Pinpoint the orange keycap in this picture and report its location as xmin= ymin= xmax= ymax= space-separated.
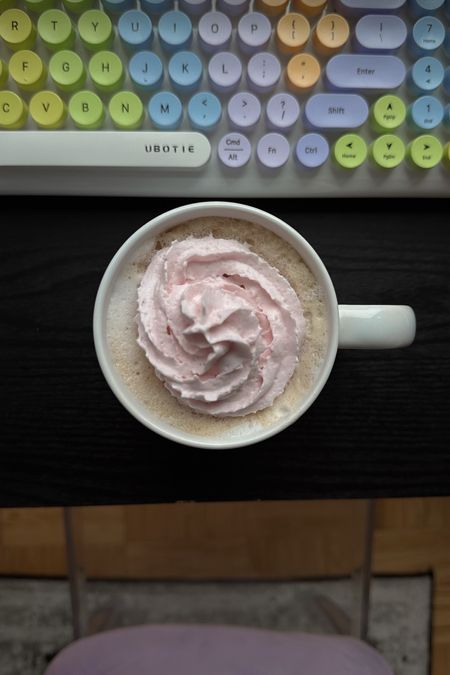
xmin=276 ymin=13 xmax=310 ymax=55
xmin=291 ymin=0 xmax=326 ymax=17
xmin=286 ymin=52 xmax=321 ymax=92
xmin=313 ymin=13 xmax=349 ymax=56
xmin=255 ymin=0 xmax=289 ymax=18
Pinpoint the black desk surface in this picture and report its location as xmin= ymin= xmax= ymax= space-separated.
xmin=1 ymin=197 xmax=449 ymax=508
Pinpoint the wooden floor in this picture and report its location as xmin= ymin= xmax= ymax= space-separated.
xmin=1 ymin=498 xmax=450 ymax=674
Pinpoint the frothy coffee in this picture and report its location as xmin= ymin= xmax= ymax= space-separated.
xmin=106 ymin=217 xmax=329 ymax=439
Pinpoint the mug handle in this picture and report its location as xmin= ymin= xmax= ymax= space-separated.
xmin=338 ymin=305 xmax=416 ymax=349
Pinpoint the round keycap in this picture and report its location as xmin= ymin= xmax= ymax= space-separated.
xmin=141 ymin=0 xmax=172 ymax=15
xmin=128 ymin=51 xmax=163 ymax=91
xmin=443 ymin=66 xmax=450 ymax=96
xmin=109 ymin=91 xmax=144 ymax=129
xmin=371 ymin=134 xmax=405 ymax=169
xmin=0 ymin=9 xmax=36 ymax=51
xmin=313 ymin=13 xmax=349 ymax=56
xmin=408 ymin=95 xmax=444 ymax=130
xmin=291 ymin=0 xmax=326 ymax=16
xmin=30 ymin=90 xmax=66 ymax=128
xmin=227 ymin=91 xmax=261 ymax=129
xmin=333 ymin=134 xmax=367 ymax=169
xmin=444 ymin=142 xmax=450 ymax=168
xmin=89 ymin=51 xmax=124 ymax=92
xmin=25 ymin=0 xmax=57 ymax=14
xmin=276 ymin=13 xmax=310 ymax=56
xmin=9 ymin=50 xmax=46 ymax=91
xmin=0 ymin=91 xmax=27 ymax=129
xmin=78 ymin=10 xmax=113 ymax=51
xmin=254 ymin=0 xmax=288 ymax=19
xmin=218 ymin=133 xmax=251 ymax=168
xmin=286 ymin=53 xmax=321 ymax=93
xmin=410 ymin=0 xmax=445 ymax=16
xmin=188 ymin=91 xmax=221 ymax=130
xmin=216 ymin=0 xmax=249 ymax=17
xmin=148 ymin=91 xmax=182 ymax=129
xmin=168 ymin=51 xmax=202 ymax=92
xmin=102 ymin=0 xmax=134 ymax=13
xmin=444 ymin=103 xmax=450 ymax=131
xmin=0 ymin=60 xmax=8 ymax=87
xmin=409 ymin=56 xmax=444 ymax=93
xmin=118 ymin=11 xmax=152 ymax=51
xmin=49 ymin=50 xmax=85 ymax=91
xmin=371 ymin=95 xmax=406 ymax=131
xmin=247 ymin=53 xmax=281 ymax=94
xmin=208 ymin=52 xmax=242 ymax=93
xmin=63 ymin=0 xmax=94 ymax=13
xmin=179 ymin=0 xmax=211 ymax=16
xmin=38 ymin=9 xmax=75 ymax=51
xmin=295 ymin=133 xmax=329 ymax=168
xmin=408 ymin=134 xmax=443 ymax=168
xmin=410 ymin=16 xmax=445 ymax=55
xmin=237 ymin=12 xmax=271 ymax=55
xmin=69 ymin=89 xmax=104 ymax=128
xmin=266 ymin=93 xmax=300 ymax=131
xmin=257 ymin=133 xmax=290 ymax=168
xmin=198 ymin=12 xmax=232 ymax=54
xmin=158 ymin=11 xmax=192 ymax=52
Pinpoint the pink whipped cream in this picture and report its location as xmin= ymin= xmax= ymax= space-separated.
xmin=137 ymin=236 xmax=305 ymax=417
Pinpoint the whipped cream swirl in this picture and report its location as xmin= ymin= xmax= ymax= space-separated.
xmin=137 ymin=237 xmax=305 ymax=417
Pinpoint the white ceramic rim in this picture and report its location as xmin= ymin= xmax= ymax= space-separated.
xmin=93 ymin=202 xmax=339 ymax=449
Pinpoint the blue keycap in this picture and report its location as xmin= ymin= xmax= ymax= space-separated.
xmin=410 ymin=0 xmax=445 ymax=16
xmin=141 ymin=0 xmax=173 ymax=15
xmin=118 ymin=11 xmax=153 ymax=51
xmin=129 ymin=51 xmax=163 ymax=91
xmin=148 ymin=91 xmax=183 ymax=129
xmin=408 ymin=95 xmax=444 ymax=130
xmin=158 ymin=11 xmax=192 ymax=52
xmin=168 ymin=51 xmax=202 ymax=92
xmin=102 ymin=0 xmax=134 ymax=12
xmin=409 ymin=16 xmax=446 ymax=56
xmin=188 ymin=92 xmax=222 ymax=130
xmin=408 ymin=57 xmax=444 ymax=94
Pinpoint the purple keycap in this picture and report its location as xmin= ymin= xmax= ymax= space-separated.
xmin=208 ymin=52 xmax=242 ymax=93
xmin=355 ymin=15 xmax=407 ymax=52
xmin=336 ymin=0 xmax=406 ymax=14
xmin=179 ymin=0 xmax=211 ymax=16
xmin=218 ymin=132 xmax=251 ymax=167
xmin=198 ymin=12 xmax=232 ymax=53
xmin=266 ymin=93 xmax=300 ymax=131
xmin=237 ymin=12 xmax=272 ymax=54
xmin=247 ymin=53 xmax=281 ymax=94
xmin=304 ymin=94 xmax=368 ymax=129
xmin=217 ymin=0 xmax=249 ymax=17
xmin=257 ymin=133 xmax=290 ymax=168
xmin=295 ymin=133 xmax=329 ymax=168
xmin=227 ymin=91 xmax=261 ymax=129
xmin=326 ymin=55 xmax=406 ymax=90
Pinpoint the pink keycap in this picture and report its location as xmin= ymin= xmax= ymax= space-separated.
xmin=198 ymin=11 xmax=232 ymax=53
xmin=227 ymin=91 xmax=261 ymax=128
xmin=256 ymin=133 xmax=290 ymax=168
xmin=237 ymin=12 xmax=272 ymax=54
xmin=208 ymin=52 xmax=242 ymax=92
xmin=247 ymin=52 xmax=281 ymax=93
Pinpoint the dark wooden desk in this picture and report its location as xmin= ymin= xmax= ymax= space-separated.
xmin=1 ymin=197 xmax=449 ymax=507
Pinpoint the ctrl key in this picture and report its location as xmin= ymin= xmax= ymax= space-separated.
xmin=0 ymin=91 xmax=28 ymax=129
xmin=218 ymin=132 xmax=251 ymax=168
xmin=295 ymin=133 xmax=329 ymax=169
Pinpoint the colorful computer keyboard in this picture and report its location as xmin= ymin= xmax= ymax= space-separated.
xmin=0 ymin=0 xmax=449 ymax=196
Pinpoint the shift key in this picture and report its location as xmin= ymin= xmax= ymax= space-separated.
xmin=326 ymin=55 xmax=406 ymax=90
xmin=304 ymin=94 xmax=368 ymax=129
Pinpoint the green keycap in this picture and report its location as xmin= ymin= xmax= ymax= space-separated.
xmin=0 ymin=60 xmax=8 ymax=87
xmin=78 ymin=10 xmax=113 ymax=51
xmin=333 ymin=134 xmax=367 ymax=169
xmin=408 ymin=135 xmax=443 ymax=169
xmin=89 ymin=50 xmax=124 ymax=92
xmin=63 ymin=0 xmax=94 ymax=13
xmin=371 ymin=95 xmax=406 ymax=132
xmin=444 ymin=142 xmax=450 ymax=169
xmin=109 ymin=91 xmax=144 ymax=129
xmin=69 ymin=89 xmax=104 ymax=129
xmin=38 ymin=9 xmax=75 ymax=50
xmin=49 ymin=50 xmax=85 ymax=91
xmin=25 ymin=0 xmax=56 ymax=14
xmin=371 ymin=134 xmax=405 ymax=169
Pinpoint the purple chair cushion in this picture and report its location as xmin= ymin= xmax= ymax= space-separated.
xmin=45 ymin=625 xmax=393 ymax=675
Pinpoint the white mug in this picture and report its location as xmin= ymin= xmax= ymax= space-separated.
xmin=93 ymin=202 xmax=416 ymax=449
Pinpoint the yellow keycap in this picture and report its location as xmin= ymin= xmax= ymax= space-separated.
xmin=276 ymin=13 xmax=310 ymax=55
xmin=108 ymin=91 xmax=144 ymax=129
xmin=38 ymin=9 xmax=75 ymax=51
xmin=29 ymin=90 xmax=67 ymax=128
xmin=444 ymin=142 xmax=450 ymax=169
xmin=78 ymin=10 xmax=113 ymax=51
xmin=334 ymin=133 xmax=367 ymax=169
xmin=291 ymin=0 xmax=326 ymax=17
xmin=0 ymin=60 xmax=8 ymax=87
xmin=0 ymin=0 xmax=15 ymax=13
xmin=408 ymin=135 xmax=442 ymax=169
xmin=370 ymin=134 xmax=405 ymax=169
xmin=63 ymin=0 xmax=94 ymax=13
xmin=88 ymin=50 xmax=124 ymax=92
xmin=0 ymin=91 xmax=28 ymax=129
xmin=0 ymin=9 xmax=36 ymax=51
xmin=313 ymin=13 xmax=349 ymax=56
xmin=286 ymin=53 xmax=321 ymax=92
xmin=9 ymin=50 xmax=46 ymax=91
xmin=255 ymin=0 xmax=289 ymax=18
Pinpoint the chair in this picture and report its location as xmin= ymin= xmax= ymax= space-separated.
xmin=45 ymin=624 xmax=393 ymax=675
